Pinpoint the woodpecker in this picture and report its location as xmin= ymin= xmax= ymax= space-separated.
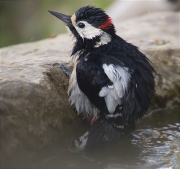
xmin=49 ymin=6 xmax=155 ymax=148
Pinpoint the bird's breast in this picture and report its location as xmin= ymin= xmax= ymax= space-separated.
xmin=76 ymin=57 xmax=110 ymax=113
xmin=68 ymin=59 xmax=100 ymax=118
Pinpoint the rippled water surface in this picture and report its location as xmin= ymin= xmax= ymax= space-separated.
xmin=6 ymin=106 xmax=180 ymax=169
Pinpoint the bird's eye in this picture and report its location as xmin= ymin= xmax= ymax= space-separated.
xmin=77 ymin=22 xmax=85 ymax=28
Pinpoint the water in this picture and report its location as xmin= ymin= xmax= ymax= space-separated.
xmin=4 ymin=106 xmax=180 ymax=169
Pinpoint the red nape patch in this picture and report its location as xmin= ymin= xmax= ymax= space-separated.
xmin=98 ymin=17 xmax=113 ymax=30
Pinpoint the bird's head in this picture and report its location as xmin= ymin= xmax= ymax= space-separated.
xmin=49 ymin=6 xmax=116 ymax=51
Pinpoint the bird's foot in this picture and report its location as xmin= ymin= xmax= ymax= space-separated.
xmin=53 ymin=63 xmax=71 ymax=77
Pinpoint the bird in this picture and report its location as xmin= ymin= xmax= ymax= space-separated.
xmin=48 ymin=6 xmax=155 ymax=149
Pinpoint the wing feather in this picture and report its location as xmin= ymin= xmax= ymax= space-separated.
xmin=104 ymin=91 xmax=119 ymax=113
xmin=99 ymin=63 xmax=131 ymax=114
xmin=99 ymin=86 xmax=109 ymax=97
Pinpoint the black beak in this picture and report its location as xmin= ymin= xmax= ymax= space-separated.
xmin=48 ymin=10 xmax=71 ymax=26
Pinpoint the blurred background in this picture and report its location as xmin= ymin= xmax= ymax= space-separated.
xmin=1 ymin=0 xmax=113 ymax=48
xmin=1 ymin=0 xmax=179 ymax=48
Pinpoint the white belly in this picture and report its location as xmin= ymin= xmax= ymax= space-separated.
xmin=68 ymin=62 xmax=100 ymax=118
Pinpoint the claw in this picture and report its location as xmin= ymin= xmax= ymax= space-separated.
xmin=53 ymin=63 xmax=71 ymax=77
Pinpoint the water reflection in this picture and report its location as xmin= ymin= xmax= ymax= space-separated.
xmin=5 ymin=106 xmax=179 ymax=169
xmin=132 ymin=106 xmax=180 ymax=169
xmin=28 ymin=106 xmax=179 ymax=169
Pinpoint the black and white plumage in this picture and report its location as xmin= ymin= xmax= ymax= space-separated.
xmin=49 ymin=6 xmax=155 ymax=148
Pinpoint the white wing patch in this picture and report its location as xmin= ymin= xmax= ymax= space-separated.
xmin=99 ymin=64 xmax=131 ymax=114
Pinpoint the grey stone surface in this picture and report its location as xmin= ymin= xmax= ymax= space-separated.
xmin=107 ymin=0 xmax=177 ymax=22
xmin=0 ymin=11 xmax=179 ymax=163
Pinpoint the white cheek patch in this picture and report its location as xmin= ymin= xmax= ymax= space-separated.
xmin=94 ymin=32 xmax=111 ymax=48
xmin=74 ymin=21 xmax=102 ymax=39
xmin=72 ymin=21 xmax=111 ymax=46
xmin=75 ymin=26 xmax=101 ymax=39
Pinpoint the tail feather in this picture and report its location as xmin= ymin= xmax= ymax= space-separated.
xmin=73 ymin=116 xmax=135 ymax=148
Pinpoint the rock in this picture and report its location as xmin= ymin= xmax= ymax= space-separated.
xmin=0 ymin=35 xmax=86 ymax=166
xmin=107 ymin=0 xmax=178 ymax=22
xmin=0 ymin=12 xmax=179 ymax=167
